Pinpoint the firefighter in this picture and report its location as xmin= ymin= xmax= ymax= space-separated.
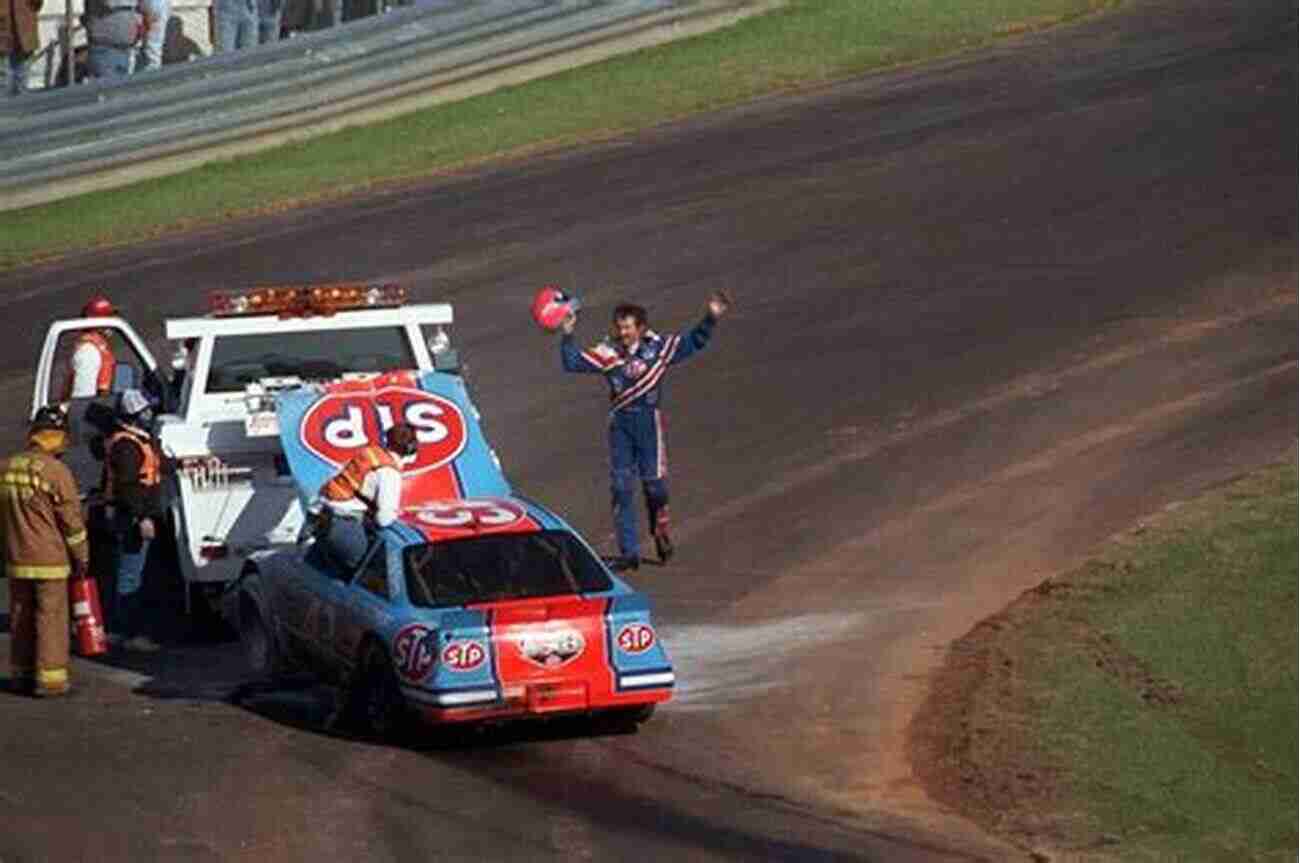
xmin=558 ymin=290 xmax=732 ymax=571
xmin=103 ymin=388 xmax=164 ymax=652
xmin=63 ymin=294 xmax=119 ymax=400
xmin=1 ymin=406 xmax=89 ymax=697
xmin=314 ymin=422 xmax=419 ymax=570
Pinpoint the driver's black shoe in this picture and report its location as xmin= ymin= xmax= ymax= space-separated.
xmin=609 ymin=556 xmax=641 ymax=572
xmin=653 ymin=528 xmax=674 ymax=564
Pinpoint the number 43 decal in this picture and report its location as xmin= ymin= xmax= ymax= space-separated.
xmin=409 ymin=499 xmax=524 ymax=529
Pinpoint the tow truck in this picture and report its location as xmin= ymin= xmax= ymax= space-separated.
xmin=30 ymin=283 xmax=465 ymax=625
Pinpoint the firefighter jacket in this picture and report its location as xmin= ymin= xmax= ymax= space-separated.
xmin=63 ymin=330 xmax=116 ymax=399
xmin=103 ymin=426 xmax=164 ymax=522
xmin=0 ymin=446 xmax=89 ymax=580
xmin=319 ymin=446 xmax=402 ymax=527
xmin=0 ymin=0 xmax=44 ymax=57
xmin=560 ymin=315 xmax=716 ymax=413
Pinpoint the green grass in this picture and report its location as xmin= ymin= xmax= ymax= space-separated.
xmin=1015 ymin=460 xmax=1298 ymax=860
xmin=2 ymin=0 xmax=1118 ymax=270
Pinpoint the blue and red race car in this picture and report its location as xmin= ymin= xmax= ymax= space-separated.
xmin=233 ymin=369 xmax=673 ymax=738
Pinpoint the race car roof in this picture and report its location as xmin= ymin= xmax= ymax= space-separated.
xmin=274 ymin=369 xmax=511 ymax=509
xmin=391 ymin=495 xmax=570 ymax=545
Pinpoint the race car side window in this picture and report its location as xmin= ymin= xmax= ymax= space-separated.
xmin=356 ymin=543 xmax=390 ymax=600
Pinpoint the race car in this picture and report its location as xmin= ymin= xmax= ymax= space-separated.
xmin=233 ymin=368 xmax=674 ymax=738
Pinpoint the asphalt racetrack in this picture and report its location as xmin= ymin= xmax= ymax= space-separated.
xmin=0 ymin=0 xmax=1295 ymax=859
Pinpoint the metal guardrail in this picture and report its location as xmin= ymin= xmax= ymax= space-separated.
xmin=0 ymin=0 xmax=772 ymax=212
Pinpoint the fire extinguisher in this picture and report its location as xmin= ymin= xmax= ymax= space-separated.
xmin=69 ymin=575 xmax=108 ymax=657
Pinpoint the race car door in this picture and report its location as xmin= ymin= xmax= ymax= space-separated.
xmin=279 ymin=539 xmax=357 ymax=671
xmin=30 ymin=317 xmax=164 ymax=495
xmin=280 ymin=534 xmax=388 ymax=674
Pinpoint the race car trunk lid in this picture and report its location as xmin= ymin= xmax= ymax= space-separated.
xmin=484 ymin=597 xmax=610 ymax=714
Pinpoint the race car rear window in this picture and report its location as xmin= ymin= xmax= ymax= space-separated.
xmin=206 ymin=328 xmax=415 ymax=392
xmin=403 ymin=531 xmax=614 ymax=608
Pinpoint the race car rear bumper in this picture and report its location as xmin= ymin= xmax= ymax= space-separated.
xmin=402 ymin=681 xmax=672 ymax=725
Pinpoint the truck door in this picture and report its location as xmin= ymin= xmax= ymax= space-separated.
xmin=30 ymin=318 xmax=162 ymax=495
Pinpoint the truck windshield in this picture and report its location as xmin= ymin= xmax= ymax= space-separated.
xmin=206 ymin=328 xmax=415 ymax=392
xmin=403 ymin=531 xmax=614 ymax=608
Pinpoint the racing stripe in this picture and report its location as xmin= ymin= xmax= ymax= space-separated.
xmin=582 ymin=348 xmax=622 ymax=371
xmin=601 ymin=597 xmax=618 ymax=693
xmin=654 ymin=409 xmax=667 ymax=479
xmin=610 ymin=335 xmax=679 ymax=413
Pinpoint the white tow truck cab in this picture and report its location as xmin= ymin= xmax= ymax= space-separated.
xmin=30 ymin=282 xmax=458 ymax=621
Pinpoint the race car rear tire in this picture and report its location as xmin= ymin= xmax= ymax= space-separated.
xmin=597 ymin=704 xmax=656 ymax=735
xmin=356 ymin=640 xmax=413 ymax=742
xmin=240 ymin=598 xmax=291 ymax=682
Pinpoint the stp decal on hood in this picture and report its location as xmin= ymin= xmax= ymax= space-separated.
xmin=275 ymin=370 xmax=511 ymax=508
xmin=300 ymin=385 xmax=467 ymax=475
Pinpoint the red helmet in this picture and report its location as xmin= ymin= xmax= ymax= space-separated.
xmin=82 ymin=294 xmax=116 ymax=318
xmin=530 ymin=285 xmax=580 ymax=332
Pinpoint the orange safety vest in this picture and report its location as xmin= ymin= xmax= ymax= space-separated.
xmin=102 ymin=428 xmax=161 ymax=501
xmin=62 ymin=331 xmax=116 ymax=399
xmin=320 ymin=446 xmax=399 ymax=504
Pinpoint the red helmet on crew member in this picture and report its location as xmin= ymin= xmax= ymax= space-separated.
xmin=530 ymin=285 xmax=581 ymax=332
xmin=82 ymin=294 xmax=117 ymax=318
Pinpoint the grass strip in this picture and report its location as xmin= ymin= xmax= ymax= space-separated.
xmin=3 ymin=0 xmax=1117 ymax=270
xmin=925 ymin=457 xmax=1298 ymax=861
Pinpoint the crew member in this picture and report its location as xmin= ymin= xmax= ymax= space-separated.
xmin=314 ymin=422 xmax=419 ymax=569
xmin=63 ymin=294 xmax=119 ymax=400
xmin=559 ymin=291 xmax=732 ymax=571
xmin=1 ymin=406 xmax=89 ymax=697
xmin=83 ymin=0 xmax=140 ymax=78
xmin=103 ymin=388 xmax=164 ymax=652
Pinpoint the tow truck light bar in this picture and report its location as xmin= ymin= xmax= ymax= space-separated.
xmin=209 ymin=283 xmax=407 ymax=317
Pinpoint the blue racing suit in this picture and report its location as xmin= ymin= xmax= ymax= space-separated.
xmin=561 ymin=315 xmax=717 ymax=559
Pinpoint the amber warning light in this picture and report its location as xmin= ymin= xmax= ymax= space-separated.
xmin=209 ymin=283 xmax=407 ymax=317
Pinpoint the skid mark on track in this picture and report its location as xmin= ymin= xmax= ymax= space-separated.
xmin=661 ymin=611 xmax=916 ymax=712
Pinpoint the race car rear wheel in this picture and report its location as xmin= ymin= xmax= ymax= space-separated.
xmin=240 ymin=596 xmax=291 ymax=682
xmin=356 ymin=640 xmax=412 ymax=742
xmin=597 ymin=704 xmax=656 ymax=735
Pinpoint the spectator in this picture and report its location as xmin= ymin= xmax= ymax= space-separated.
xmin=257 ymin=0 xmax=281 ymax=44
xmin=161 ymin=15 xmax=201 ymax=64
xmin=83 ymin=0 xmax=141 ymax=78
xmin=53 ymin=40 xmax=90 ymax=85
xmin=1 ymin=0 xmax=43 ymax=96
xmin=134 ymin=0 xmax=169 ymax=71
xmin=309 ymin=0 xmax=340 ymax=31
xmin=212 ymin=0 xmax=256 ymax=52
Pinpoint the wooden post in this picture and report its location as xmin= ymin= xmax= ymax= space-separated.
xmin=64 ymin=0 xmax=74 ymax=86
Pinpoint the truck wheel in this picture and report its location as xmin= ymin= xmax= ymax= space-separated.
xmin=191 ymin=583 xmax=236 ymax=641
xmin=355 ymin=641 xmax=412 ymax=742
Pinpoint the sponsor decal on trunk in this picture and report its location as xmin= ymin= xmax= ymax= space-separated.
xmin=513 ymin=625 xmax=586 ymax=669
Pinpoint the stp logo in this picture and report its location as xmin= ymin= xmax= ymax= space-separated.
xmin=441 ymin=640 xmax=487 ymax=672
xmin=616 ymin=623 xmax=656 ymax=654
xmin=299 ymin=386 xmax=467 ymax=475
xmin=392 ymin=623 xmax=437 ymax=683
